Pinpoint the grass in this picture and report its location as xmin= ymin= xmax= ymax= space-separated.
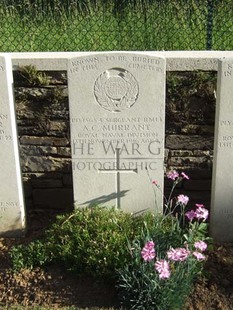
xmin=0 ymin=0 xmax=233 ymax=52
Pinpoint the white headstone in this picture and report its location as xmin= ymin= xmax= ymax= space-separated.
xmin=211 ymin=58 xmax=233 ymax=242
xmin=0 ymin=55 xmax=26 ymax=236
xmin=68 ymin=53 xmax=166 ymax=213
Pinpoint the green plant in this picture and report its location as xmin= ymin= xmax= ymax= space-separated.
xmin=18 ymin=65 xmax=50 ymax=86
xmin=10 ymin=206 xmax=158 ymax=279
xmin=9 ymin=239 xmax=50 ymax=271
xmin=47 ymin=207 xmax=161 ymax=278
xmin=117 ymin=171 xmax=210 ymax=310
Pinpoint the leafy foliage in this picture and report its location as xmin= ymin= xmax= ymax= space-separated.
xmin=18 ymin=65 xmax=50 ymax=86
xmin=10 ymin=207 xmax=157 ymax=278
xmin=116 ymin=171 xmax=209 ymax=310
xmin=117 ymin=225 xmax=206 ymax=310
xmin=10 ymin=240 xmax=50 ymax=271
xmin=10 ymin=171 xmax=210 ymax=310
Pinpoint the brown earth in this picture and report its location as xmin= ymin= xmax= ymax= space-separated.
xmin=0 ymin=237 xmax=118 ymax=309
xmin=184 ymin=244 xmax=233 ymax=310
xmin=0 ymin=214 xmax=232 ymax=310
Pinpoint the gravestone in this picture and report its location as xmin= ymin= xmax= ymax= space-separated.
xmin=0 ymin=55 xmax=26 ymax=236
xmin=210 ymin=58 xmax=233 ymax=242
xmin=68 ymin=53 xmax=166 ymax=213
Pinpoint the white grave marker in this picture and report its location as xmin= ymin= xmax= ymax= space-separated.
xmin=68 ymin=53 xmax=166 ymax=213
xmin=0 ymin=55 xmax=26 ymax=236
xmin=211 ymin=58 xmax=233 ymax=242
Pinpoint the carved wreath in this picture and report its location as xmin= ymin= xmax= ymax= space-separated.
xmin=94 ymin=69 xmax=139 ymax=112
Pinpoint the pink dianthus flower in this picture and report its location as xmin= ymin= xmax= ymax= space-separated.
xmin=193 ymin=251 xmax=206 ymax=261
xmin=141 ymin=241 xmax=156 ymax=262
xmin=194 ymin=241 xmax=207 ymax=252
xmin=177 ymin=194 xmax=189 ymax=205
xmin=195 ymin=206 xmax=209 ymax=221
xmin=195 ymin=203 xmax=205 ymax=208
xmin=185 ymin=210 xmax=196 ymax=221
xmin=155 ymin=259 xmax=170 ymax=279
xmin=166 ymin=170 xmax=179 ymax=180
xmin=181 ymin=172 xmax=189 ymax=180
xmin=167 ymin=247 xmax=190 ymax=262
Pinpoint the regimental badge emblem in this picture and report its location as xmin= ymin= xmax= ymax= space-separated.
xmin=94 ymin=68 xmax=139 ymax=112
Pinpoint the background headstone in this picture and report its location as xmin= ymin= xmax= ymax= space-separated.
xmin=0 ymin=55 xmax=26 ymax=236
xmin=210 ymin=58 xmax=233 ymax=242
xmin=68 ymin=53 xmax=166 ymax=213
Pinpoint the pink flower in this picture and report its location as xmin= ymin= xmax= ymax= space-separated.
xmin=166 ymin=170 xmax=179 ymax=180
xmin=195 ymin=206 xmax=209 ymax=221
xmin=177 ymin=194 xmax=189 ymax=205
xmin=194 ymin=241 xmax=207 ymax=252
xmin=185 ymin=210 xmax=196 ymax=221
xmin=141 ymin=241 xmax=156 ymax=262
xmin=146 ymin=241 xmax=155 ymax=248
xmin=193 ymin=251 xmax=206 ymax=261
xmin=155 ymin=259 xmax=170 ymax=279
xmin=167 ymin=247 xmax=190 ymax=262
xmin=181 ymin=172 xmax=189 ymax=180
xmin=152 ymin=180 xmax=158 ymax=186
xmin=195 ymin=203 xmax=204 ymax=208
xmin=185 ymin=204 xmax=208 ymax=222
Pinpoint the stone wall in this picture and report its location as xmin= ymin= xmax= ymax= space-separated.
xmin=164 ymin=71 xmax=216 ymax=207
xmin=13 ymin=69 xmax=216 ymax=225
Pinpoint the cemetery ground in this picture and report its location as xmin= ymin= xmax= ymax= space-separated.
xmin=0 ymin=215 xmax=232 ymax=310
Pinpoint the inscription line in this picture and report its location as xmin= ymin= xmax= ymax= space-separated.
xmin=72 ymin=157 xmax=163 ymax=160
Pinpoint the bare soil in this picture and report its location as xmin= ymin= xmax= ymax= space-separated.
xmin=0 ymin=215 xmax=232 ymax=310
xmin=184 ymin=244 xmax=233 ymax=310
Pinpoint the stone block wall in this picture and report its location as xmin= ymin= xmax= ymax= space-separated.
xmin=164 ymin=71 xmax=216 ymax=208
xmin=13 ymin=69 xmax=216 ymax=226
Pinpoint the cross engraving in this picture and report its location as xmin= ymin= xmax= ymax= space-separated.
xmin=98 ymin=148 xmax=138 ymax=209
